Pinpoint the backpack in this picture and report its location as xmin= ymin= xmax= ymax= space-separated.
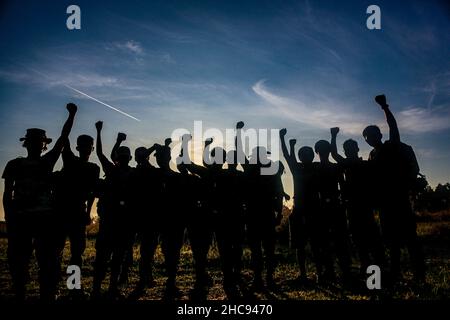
xmin=397 ymin=142 xmax=427 ymax=193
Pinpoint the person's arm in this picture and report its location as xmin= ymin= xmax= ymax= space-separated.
xmin=176 ymin=134 xmax=190 ymax=172
xmin=330 ymin=127 xmax=345 ymax=163
xmin=62 ymin=138 xmax=76 ymax=165
xmin=279 ymin=128 xmax=297 ymax=171
xmin=186 ymin=158 xmax=208 ymax=177
xmin=375 ymin=94 xmax=400 ymax=143
xmin=44 ymin=103 xmax=77 ymax=166
xmin=95 ymin=121 xmax=115 ymax=175
xmin=3 ymin=178 xmax=14 ymax=222
xmin=111 ymin=132 xmax=126 ymax=162
xmin=145 ymin=144 xmax=157 ymax=168
xmin=235 ymin=121 xmax=249 ymax=169
xmin=147 ymin=144 xmax=157 ymax=156
xmin=85 ymin=165 xmax=100 ymax=225
xmin=202 ymin=138 xmax=214 ymax=168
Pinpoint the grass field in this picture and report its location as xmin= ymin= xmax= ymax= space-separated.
xmin=0 ymin=211 xmax=449 ymax=301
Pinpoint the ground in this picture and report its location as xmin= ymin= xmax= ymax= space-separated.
xmin=0 ymin=211 xmax=449 ymax=301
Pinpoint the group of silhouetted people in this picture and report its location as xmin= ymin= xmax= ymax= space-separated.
xmin=2 ymin=94 xmax=426 ymax=301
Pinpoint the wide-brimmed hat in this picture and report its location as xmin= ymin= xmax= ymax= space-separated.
xmin=20 ymin=128 xmax=52 ymax=144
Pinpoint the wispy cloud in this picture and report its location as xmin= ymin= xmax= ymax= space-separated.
xmin=253 ymin=79 xmax=450 ymax=135
xmin=113 ymin=40 xmax=144 ymax=55
xmin=398 ymin=106 xmax=450 ymax=133
xmin=252 ymin=79 xmax=367 ymax=135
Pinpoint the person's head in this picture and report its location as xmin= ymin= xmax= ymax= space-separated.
xmin=209 ymin=147 xmax=226 ymax=170
xmin=134 ymin=147 xmax=150 ymax=165
xmin=298 ymin=146 xmax=314 ymax=164
xmin=116 ymin=146 xmax=132 ymax=166
xmin=363 ymin=125 xmax=382 ymax=148
xmin=155 ymin=144 xmax=171 ymax=170
xmin=250 ymin=146 xmax=270 ymax=165
xmin=76 ymin=135 xmax=94 ymax=159
xmin=343 ymin=139 xmax=359 ymax=159
xmin=314 ymin=140 xmax=331 ymax=159
xmin=226 ymin=150 xmax=238 ymax=171
xmin=20 ymin=128 xmax=52 ymax=157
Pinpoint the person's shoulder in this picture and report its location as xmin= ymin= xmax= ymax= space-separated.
xmin=3 ymin=157 xmax=25 ymax=171
xmin=384 ymin=139 xmax=406 ymax=148
xmin=6 ymin=157 xmax=25 ymax=166
xmin=2 ymin=158 xmax=25 ymax=178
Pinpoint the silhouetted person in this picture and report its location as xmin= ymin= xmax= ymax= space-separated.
xmin=330 ymin=127 xmax=384 ymax=277
xmin=363 ymin=94 xmax=425 ymax=283
xmin=181 ymin=135 xmax=242 ymax=299
xmin=92 ymin=121 xmax=134 ymax=299
xmin=314 ymin=139 xmax=352 ymax=284
xmin=2 ymin=103 xmax=77 ymax=300
xmin=273 ymin=161 xmax=290 ymax=226
xmin=154 ymin=138 xmax=186 ymax=299
xmin=54 ymin=133 xmax=100 ymax=297
xmin=279 ymin=128 xmax=322 ymax=284
xmin=177 ymin=134 xmax=213 ymax=300
xmin=223 ymin=148 xmax=247 ymax=294
xmin=109 ymin=132 xmax=136 ymax=286
xmin=236 ymin=121 xmax=281 ymax=290
xmin=130 ymin=144 xmax=163 ymax=297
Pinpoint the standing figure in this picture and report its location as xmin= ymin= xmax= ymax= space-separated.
xmin=130 ymin=144 xmax=163 ymax=297
xmin=314 ymin=139 xmax=352 ymax=284
xmin=54 ymin=133 xmax=100 ymax=297
xmin=279 ymin=128 xmax=322 ymax=284
xmin=330 ymin=127 xmax=384 ymax=277
xmin=177 ymin=134 xmax=213 ymax=300
xmin=92 ymin=122 xmax=134 ymax=299
xmin=363 ymin=94 xmax=425 ymax=283
xmin=236 ymin=121 xmax=282 ymax=290
xmin=2 ymin=103 xmax=77 ymax=300
xmin=154 ymin=138 xmax=186 ymax=299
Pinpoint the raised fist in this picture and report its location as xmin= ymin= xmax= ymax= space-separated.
xmin=289 ymin=138 xmax=297 ymax=146
xmin=117 ymin=132 xmax=127 ymax=142
xmin=375 ymin=94 xmax=388 ymax=108
xmin=95 ymin=121 xmax=103 ymax=131
xmin=204 ymin=138 xmax=213 ymax=146
xmin=236 ymin=121 xmax=244 ymax=129
xmin=182 ymin=133 xmax=192 ymax=142
xmin=66 ymin=103 xmax=78 ymax=115
xmin=279 ymin=128 xmax=287 ymax=136
xmin=330 ymin=127 xmax=340 ymax=136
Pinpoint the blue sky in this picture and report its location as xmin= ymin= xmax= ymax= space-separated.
xmin=1 ymin=0 xmax=450 ymax=219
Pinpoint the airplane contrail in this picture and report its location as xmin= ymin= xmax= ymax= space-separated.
xmin=25 ymin=65 xmax=140 ymax=122
xmin=63 ymin=84 xmax=141 ymax=122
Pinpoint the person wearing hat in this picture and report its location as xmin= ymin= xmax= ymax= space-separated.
xmin=2 ymin=103 xmax=77 ymax=300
